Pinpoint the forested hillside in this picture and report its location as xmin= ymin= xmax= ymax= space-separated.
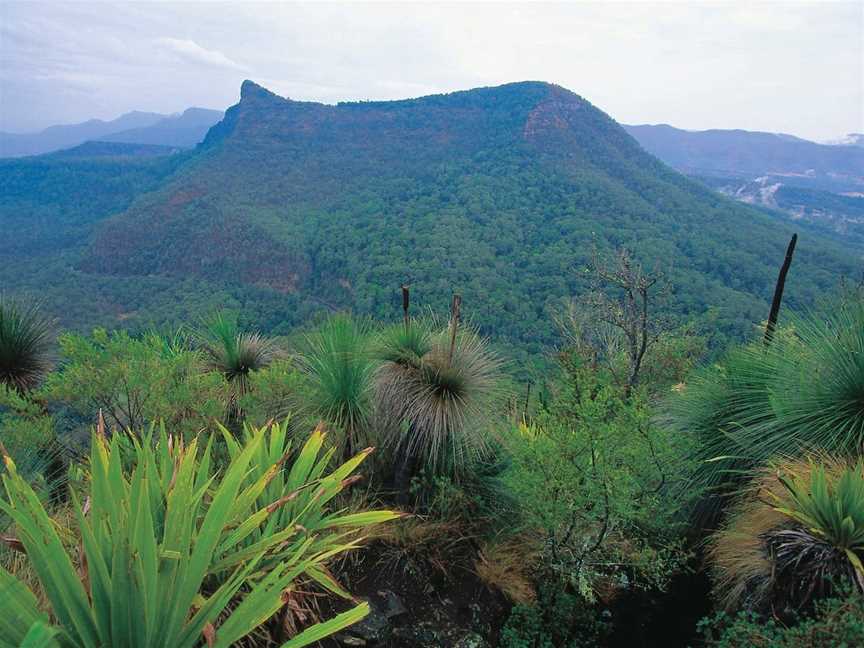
xmin=1 ymin=81 xmax=860 ymax=355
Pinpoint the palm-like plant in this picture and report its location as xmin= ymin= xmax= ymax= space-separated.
xmin=666 ymin=300 xmax=864 ymax=524
xmin=297 ymin=315 xmax=376 ymax=458
xmin=709 ymin=456 xmax=864 ymax=613
xmin=374 ymin=319 xmax=505 ymax=478
xmin=0 ymin=297 xmax=54 ymax=393
xmin=0 ymin=421 xmax=397 ymax=648
xmin=199 ymin=313 xmax=276 ymax=414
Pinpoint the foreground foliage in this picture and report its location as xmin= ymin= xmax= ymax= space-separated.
xmin=0 ymin=421 xmax=398 ymax=648
xmin=710 ymin=457 xmax=864 ymax=613
xmin=504 ymin=347 xmax=693 ymax=601
xmin=667 ymin=298 xmax=864 ymax=524
xmin=699 ymin=586 xmax=864 ymax=647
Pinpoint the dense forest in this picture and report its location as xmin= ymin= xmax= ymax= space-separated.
xmin=1 ymin=82 xmax=860 ymax=365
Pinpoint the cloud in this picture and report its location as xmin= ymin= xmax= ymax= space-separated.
xmin=155 ymin=37 xmax=247 ymax=71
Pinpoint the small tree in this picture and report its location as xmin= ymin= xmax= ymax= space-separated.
xmin=573 ymin=247 xmax=670 ymax=396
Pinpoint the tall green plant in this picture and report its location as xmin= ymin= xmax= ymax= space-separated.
xmin=667 ymin=300 xmax=864 ymax=523
xmin=215 ymin=419 xmax=401 ymax=594
xmin=0 ymin=421 xmax=397 ymax=648
xmin=297 ymin=315 xmax=376 ymax=457
xmin=375 ymin=320 xmax=505 ymax=476
xmin=0 ymin=297 xmax=54 ymax=394
xmin=199 ymin=312 xmax=277 ymax=413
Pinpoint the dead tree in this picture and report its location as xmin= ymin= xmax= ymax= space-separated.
xmin=580 ymin=247 xmax=668 ymax=396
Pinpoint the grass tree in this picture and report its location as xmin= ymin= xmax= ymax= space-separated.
xmin=296 ymin=315 xmax=376 ymax=459
xmin=709 ymin=456 xmax=864 ymax=613
xmin=0 ymin=297 xmax=54 ymax=394
xmin=374 ymin=307 xmax=505 ymax=494
xmin=199 ymin=313 xmax=277 ymax=417
xmin=666 ymin=299 xmax=864 ymax=525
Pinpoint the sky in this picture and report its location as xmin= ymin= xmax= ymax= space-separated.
xmin=1 ymin=1 xmax=862 ymax=141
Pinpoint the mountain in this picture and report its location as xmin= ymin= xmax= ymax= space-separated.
xmin=100 ymin=108 xmax=224 ymax=148
xmin=1 ymin=81 xmax=859 ymax=354
xmin=825 ymin=133 xmax=864 ymax=148
xmin=0 ymin=111 xmax=166 ymax=157
xmin=623 ymin=124 xmax=864 ymax=192
xmin=0 ymin=108 xmax=223 ymax=158
xmin=624 ymin=123 xmax=864 ymax=241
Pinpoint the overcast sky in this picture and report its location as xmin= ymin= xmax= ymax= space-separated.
xmin=1 ymin=1 xmax=861 ymax=141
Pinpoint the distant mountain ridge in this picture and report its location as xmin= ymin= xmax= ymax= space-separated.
xmin=624 ymin=123 xmax=864 ymax=242
xmin=623 ymin=124 xmax=864 ymax=189
xmin=100 ymin=108 xmax=225 ymax=148
xmin=0 ymin=108 xmax=223 ymax=158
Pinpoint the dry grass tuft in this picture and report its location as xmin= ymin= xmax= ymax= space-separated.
xmin=473 ymin=535 xmax=540 ymax=604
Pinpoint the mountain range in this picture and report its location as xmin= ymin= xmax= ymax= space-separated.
xmin=0 ymin=108 xmax=224 ymax=158
xmin=1 ymin=81 xmax=859 ymax=358
xmin=624 ymin=123 xmax=864 ymax=243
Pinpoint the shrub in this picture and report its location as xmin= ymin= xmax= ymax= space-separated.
xmin=374 ymin=320 xmax=505 ymax=481
xmin=667 ymin=300 xmax=864 ymax=525
xmin=499 ymin=585 xmax=609 ymax=648
xmin=709 ymin=456 xmax=864 ymax=613
xmin=0 ymin=297 xmax=54 ymax=394
xmin=0 ymin=421 xmax=398 ymax=647
xmin=43 ymin=329 xmax=224 ymax=437
xmin=699 ymin=586 xmax=864 ymax=647
xmin=504 ymin=349 xmax=693 ymax=601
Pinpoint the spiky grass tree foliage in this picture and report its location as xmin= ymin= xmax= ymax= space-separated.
xmin=374 ymin=320 xmax=505 ymax=477
xmin=297 ymin=315 xmax=376 ymax=457
xmin=0 ymin=421 xmax=397 ymax=648
xmin=0 ymin=297 xmax=54 ymax=393
xmin=199 ymin=313 xmax=276 ymax=412
xmin=667 ymin=300 xmax=864 ymax=524
xmin=709 ymin=456 xmax=864 ymax=613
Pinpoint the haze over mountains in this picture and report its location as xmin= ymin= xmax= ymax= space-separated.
xmin=625 ymin=124 xmax=864 ymax=243
xmin=0 ymin=108 xmax=224 ymax=157
xmin=1 ymin=81 xmax=859 ymax=353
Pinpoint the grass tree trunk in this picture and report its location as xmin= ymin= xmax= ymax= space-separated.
xmin=764 ymin=233 xmax=797 ymax=346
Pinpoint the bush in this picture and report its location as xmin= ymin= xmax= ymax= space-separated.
xmin=43 ymin=329 xmax=224 ymax=437
xmin=499 ymin=585 xmax=609 ymax=648
xmin=699 ymin=586 xmax=864 ymax=647
xmin=0 ymin=421 xmax=399 ymax=647
xmin=709 ymin=456 xmax=864 ymax=613
xmin=504 ymin=349 xmax=693 ymax=601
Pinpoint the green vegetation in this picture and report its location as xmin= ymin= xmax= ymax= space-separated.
xmin=1 ymin=81 xmax=862 ymax=646
xmin=709 ymin=457 xmax=864 ymax=613
xmin=0 ymin=298 xmax=55 ymax=394
xmin=0 ymin=421 xmax=397 ymax=647
xmin=700 ymin=587 xmax=864 ymax=647
xmin=666 ymin=296 xmax=864 ymax=524
xmin=1 ymin=82 xmax=860 ymax=362
xmin=1 ymin=284 xmax=862 ymax=645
